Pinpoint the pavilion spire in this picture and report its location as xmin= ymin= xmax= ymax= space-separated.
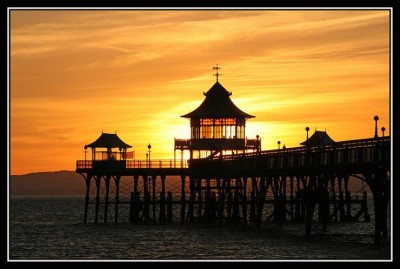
xmin=213 ymin=64 xmax=222 ymax=82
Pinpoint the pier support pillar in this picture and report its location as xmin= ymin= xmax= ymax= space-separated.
xmin=152 ymin=175 xmax=156 ymax=223
xmin=143 ymin=175 xmax=150 ymax=223
xmin=363 ymin=191 xmax=371 ymax=222
xmin=159 ymin=175 xmax=166 ymax=223
xmin=370 ymin=171 xmax=390 ymax=243
xmin=330 ymin=177 xmax=338 ymax=223
xmin=94 ymin=175 xmax=101 ymax=224
xmin=232 ymin=179 xmax=240 ymax=222
xmin=167 ymin=192 xmax=173 ymax=222
xmin=305 ymin=176 xmax=317 ymax=237
xmin=188 ymin=177 xmax=195 ymax=223
xmin=180 ymin=175 xmax=186 ymax=224
xmin=241 ymin=177 xmax=248 ymax=224
xmin=250 ymin=177 xmax=256 ymax=223
xmin=104 ymin=175 xmax=110 ymax=223
xmin=83 ymin=174 xmax=91 ymax=224
xmin=130 ymin=191 xmax=141 ymax=223
xmin=114 ymin=176 xmax=120 ymax=223
xmin=344 ymin=177 xmax=352 ymax=221
xmin=290 ymin=176 xmax=294 ymax=222
xmin=337 ymin=177 xmax=346 ymax=221
xmin=133 ymin=175 xmax=139 ymax=194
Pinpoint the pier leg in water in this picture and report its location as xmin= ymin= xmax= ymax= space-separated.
xmin=300 ymin=176 xmax=307 ymax=220
xmin=143 ymin=175 xmax=150 ymax=223
xmin=249 ymin=177 xmax=256 ymax=223
xmin=114 ymin=176 xmax=120 ymax=223
xmin=167 ymin=192 xmax=173 ymax=222
xmin=319 ymin=187 xmax=330 ymax=231
xmin=344 ymin=177 xmax=352 ymax=221
xmin=188 ymin=177 xmax=195 ymax=223
xmin=152 ymin=175 xmax=156 ymax=223
xmin=371 ymin=170 xmax=390 ymax=243
xmin=305 ymin=176 xmax=317 ymax=237
xmin=130 ymin=192 xmax=141 ymax=223
xmin=133 ymin=175 xmax=139 ymax=194
xmin=104 ymin=175 xmax=110 ymax=223
xmin=305 ymin=191 xmax=316 ymax=237
xmin=330 ymin=177 xmax=338 ymax=223
xmin=218 ymin=178 xmax=227 ymax=226
xmin=294 ymin=176 xmax=301 ymax=221
xmin=290 ymin=176 xmax=294 ymax=223
xmin=203 ymin=179 xmax=211 ymax=222
xmin=337 ymin=176 xmax=346 ymax=222
xmin=197 ymin=179 xmax=203 ymax=222
xmin=232 ymin=179 xmax=240 ymax=222
xmin=129 ymin=192 xmax=134 ymax=223
xmin=211 ymin=191 xmax=217 ymax=222
xmin=226 ymin=179 xmax=232 ymax=222
xmin=363 ymin=191 xmax=370 ymax=222
xmin=94 ymin=175 xmax=101 ymax=224
xmin=241 ymin=177 xmax=248 ymax=224
xmin=159 ymin=175 xmax=166 ymax=223
xmin=83 ymin=174 xmax=91 ymax=224
xmin=256 ymin=177 xmax=267 ymax=230
xmin=180 ymin=175 xmax=186 ymax=224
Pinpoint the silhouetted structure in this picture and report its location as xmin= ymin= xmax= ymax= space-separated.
xmin=76 ymin=68 xmax=390 ymax=243
xmin=175 ymin=66 xmax=259 ymax=162
xmin=300 ymin=130 xmax=335 ymax=147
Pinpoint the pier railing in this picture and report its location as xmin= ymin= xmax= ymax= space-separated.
xmin=189 ymin=136 xmax=390 ymax=174
xmin=77 ymin=137 xmax=389 ymax=173
xmin=76 ymin=159 xmax=189 ymax=170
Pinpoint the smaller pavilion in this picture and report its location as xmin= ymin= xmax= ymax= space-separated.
xmin=85 ymin=132 xmax=132 ymax=162
xmin=300 ymin=130 xmax=336 ymax=147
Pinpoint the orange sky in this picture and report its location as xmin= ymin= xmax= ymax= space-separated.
xmin=9 ymin=9 xmax=391 ymax=175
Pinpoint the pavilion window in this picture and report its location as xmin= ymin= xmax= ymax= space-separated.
xmin=200 ymin=125 xmax=212 ymax=139
xmin=191 ymin=126 xmax=200 ymax=139
xmin=189 ymin=117 xmax=247 ymax=140
xmin=215 ymin=125 xmax=222 ymax=138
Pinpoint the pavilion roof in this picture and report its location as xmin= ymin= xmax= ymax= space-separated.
xmin=300 ymin=130 xmax=335 ymax=146
xmin=85 ymin=133 xmax=132 ymax=149
xmin=181 ymin=81 xmax=255 ymax=119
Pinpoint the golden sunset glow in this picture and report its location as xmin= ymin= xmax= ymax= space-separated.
xmin=9 ymin=9 xmax=391 ymax=175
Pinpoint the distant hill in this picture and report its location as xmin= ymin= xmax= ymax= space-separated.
xmin=10 ymin=170 xmax=86 ymax=196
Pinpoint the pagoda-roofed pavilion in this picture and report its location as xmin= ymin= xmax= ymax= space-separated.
xmin=176 ymin=66 xmax=259 ymax=160
xmin=300 ymin=130 xmax=336 ymax=147
xmin=85 ymin=132 xmax=132 ymax=161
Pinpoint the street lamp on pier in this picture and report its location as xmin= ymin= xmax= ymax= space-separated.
xmin=147 ymin=144 xmax=152 ymax=168
xmin=305 ymin=127 xmax=310 ymax=145
xmin=374 ymin=115 xmax=379 ymax=138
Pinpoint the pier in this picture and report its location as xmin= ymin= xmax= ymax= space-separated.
xmin=76 ymin=69 xmax=390 ymax=243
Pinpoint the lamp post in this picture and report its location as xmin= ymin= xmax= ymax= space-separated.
xmin=147 ymin=144 xmax=152 ymax=168
xmin=305 ymin=127 xmax=310 ymax=144
xmin=374 ymin=115 xmax=379 ymax=138
xmin=84 ymin=146 xmax=87 ymax=162
xmin=381 ymin=126 xmax=386 ymax=137
xmin=256 ymin=135 xmax=260 ymax=152
xmin=277 ymin=141 xmax=281 ymax=150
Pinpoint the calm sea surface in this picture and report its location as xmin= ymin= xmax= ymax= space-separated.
xmin=9 ymin=196 xmax=391 ymax=261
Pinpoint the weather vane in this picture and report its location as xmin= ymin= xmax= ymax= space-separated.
xmin=213 ymin=64 xmax=222 ymax=82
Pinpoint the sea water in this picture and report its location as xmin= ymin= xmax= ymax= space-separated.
xmin=8 ymin=196 xmax=391 ymax=261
